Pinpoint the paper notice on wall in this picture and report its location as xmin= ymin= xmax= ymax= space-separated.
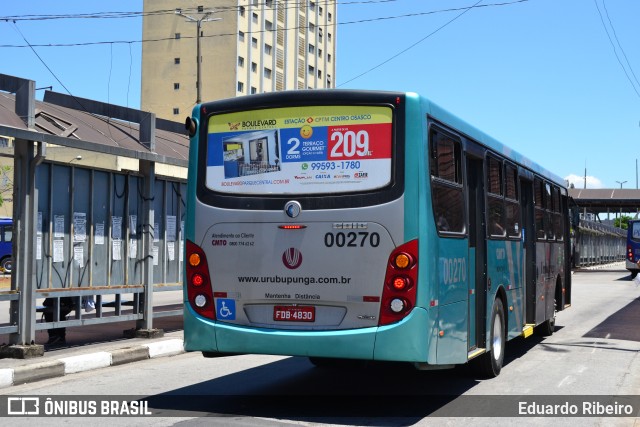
xmin=112 ymin=240 xmax=122 ymax=261
xmin=112 ymin=216 xmax=122 ymax=240
xmin=53 ymin=239 xmax=64 ymax=263
xmin=167 ymin=241 xmax=175 ymax=261
xmin=166 ymin=216 xmax=177 ymax=241
xmin=154 ymin=222 xmax=160 ymax=243
xmin=73 ymin=212 xmax=87 ymax=242
xmin=129 ymin=215 xmax=137 ymax=236
xmin=37 ymin=212 xmax=43 ymax=236
xmin=54 ymin=215 xmax=65 ymax=238
xmin=36 ymin=235 xmax=42 ymax=260
xmin=74 ymin=246 xmax=84 ymax=266
xmin=95 ymin=222 xmax=105 ymax=245
xmin=129 ymin=239 xmax=137 ymax=259
xmin=152 ymin=246 xmax=159 ymax=266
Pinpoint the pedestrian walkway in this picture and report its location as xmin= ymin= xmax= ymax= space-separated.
xmin=0 ymin=326 xmax=185 ymax=388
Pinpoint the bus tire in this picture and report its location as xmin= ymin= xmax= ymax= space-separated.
xmin=0 ymin=257 xmax=11 ymax=274
xmin=472 ymin=298 xmax=505 ymax=378
xmin=631 ymin=271 xmax=638 ymax=279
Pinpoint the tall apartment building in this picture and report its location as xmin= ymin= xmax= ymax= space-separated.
xmin=141 ymin=1 xmax=337 ymax=120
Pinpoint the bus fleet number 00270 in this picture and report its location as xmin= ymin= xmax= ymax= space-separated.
xmin=324 ymin=232 xmax=380 ymax=248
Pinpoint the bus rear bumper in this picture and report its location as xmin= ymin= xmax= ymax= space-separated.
xmin=184 ymin=305 xmax=433 ymax=362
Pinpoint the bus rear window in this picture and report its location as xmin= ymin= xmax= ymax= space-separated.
xmin=205 ymin=105 xmax=393 ymax=195
xmin=631 ymin=222 xmax=640 ymax=242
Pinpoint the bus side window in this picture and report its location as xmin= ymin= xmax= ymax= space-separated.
xmin=505 ymin=163 xmax=521 ymax=238
xmin=4 ymin=225 xmax=12 ymax=242
xmin=552 ymin=186 xmax=563 ymax=241
xmin=429 ymin=129 xmax=464 ymax=234
xmin=534 ymin=178 xmax=546 ymax=240
xmin=487 ymin=156 xmax=505 ymax=238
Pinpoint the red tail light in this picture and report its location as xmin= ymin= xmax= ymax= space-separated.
xmin=628 ymin=245 xmax=634 ymax=262
xmin=186 ymin=240 xmax=216 ymax=320
xmin=379 ymin=239 xmax=418 ymax=326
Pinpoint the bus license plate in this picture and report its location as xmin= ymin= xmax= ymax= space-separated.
xmin=273 ymin=306 xmax=315 ymax=322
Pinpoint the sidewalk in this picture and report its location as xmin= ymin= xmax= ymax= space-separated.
xmin=0 ymin=288 xmax=186 ymax=389
xmin=0 ymin=320 xmax=185 ymax=389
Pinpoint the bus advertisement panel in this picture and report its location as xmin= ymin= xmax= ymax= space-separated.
xmin=205 ymin=106 xmax=392 ymax=195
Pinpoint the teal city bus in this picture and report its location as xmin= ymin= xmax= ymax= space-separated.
xmin=183 ymin=90 xmax=571 ymax=377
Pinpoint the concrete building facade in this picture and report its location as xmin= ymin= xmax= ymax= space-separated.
xmin=141 ymin=1 xmax=337 ymax=120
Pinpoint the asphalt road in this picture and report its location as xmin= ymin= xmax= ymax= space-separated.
xmin=2 ymin=269 xmax=640 ymax=426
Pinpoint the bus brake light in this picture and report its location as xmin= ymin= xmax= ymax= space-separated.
xmin=379 ymin=239 xmax=418 ymax=326
xmin=186 ymin=240 xmax=216 ymax=320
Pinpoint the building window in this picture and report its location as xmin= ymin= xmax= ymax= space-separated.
xmin=308 ymin=65 xmax=315 ymax=75
xmin=264 ymin=43 xmax=272 ymax=55
xmin=328 ymin=12 xmax=332 ymax=22
xmin=251 ymin=62 xmax=257 ymax=73
xmin=310 ymin=2 xmax=316 ymax=12
xmin=319 ymin=6 xmax=323 ymax=16
xmin=238 ymin=56 xmax=245 ymax=67
xmin=251 ymin=87 xmax=257 ymax=94
xmin=173 ymin=108 xmax=180 ymax=115
xmin=266 ymin=0 xmax=273 ymax=7
xmin=318 ymin=48 xmax=322 ymax=57
xmin=318 ymin=69 xmax=322 ymax=78
xmin=252 ymin=37 xmax=258 ymax=48
xmin=252 ymin=13 xmax=258 ymax=24
xmin=237 ymin=81 xmax=244 ymax=93
xmin=173 ymin=83 xmax=180 ymax=90
xmin=239 ymin=6 xmax=245 ymax=17
xmin=309 ymin=23 xmax=315 ymax=32
xmin=174 ymin=57 xmax=180 ymax=64
xmin=328 ymin=32 xmax=332 ymax=42
xmin=238 ymin=31 xmax=245 ymax=42
xmin=264 ymin=67 xmax=272 ymax=79
xmin=328 ymin=53 xmax=332 ymax=63
xmin=266 ymin=20 xmax=273 ymax=31
xmin=175 ymin=33 xmax=181 ymax=39
xmin=309 ymin=44 xmax=315 ymax=54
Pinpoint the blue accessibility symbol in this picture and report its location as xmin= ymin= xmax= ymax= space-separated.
xmin=216 ymin=298 xmax=236 ymax=320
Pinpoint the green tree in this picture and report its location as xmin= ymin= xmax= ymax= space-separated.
xmin=614 ymin=215 xmax=632 ymax=230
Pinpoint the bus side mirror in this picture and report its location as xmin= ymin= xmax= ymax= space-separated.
xmin=185 ymin=117 xmax=197 ymax=138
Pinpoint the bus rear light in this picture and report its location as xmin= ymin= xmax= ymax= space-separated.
xmin=186 ymin=240 xmax=216 ymax=320
xmin=191 ymin=273 xmax=205 ymax=287
xmin=188 ymin=253 xmax=202 ymax=267
xmin=391 ymin=276 xmax=410 ymax=290
xmin=379 ymin=239 xmax=418 ymax=326
xmin=390 ymin=298 xmax=408 ymax=313
xmin=627 ymin=245 xmax=634 ymax=261
xmin=278 ymin=224 xmax=307 ymax=230
xmin=393 ymin=253 xmax=412 ymax=269
xmin=194 ymin=294 xmax=208 ymax=308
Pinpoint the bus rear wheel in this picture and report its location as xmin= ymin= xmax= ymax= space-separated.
xmin=471 ymin=298 xmax=505 ymax=378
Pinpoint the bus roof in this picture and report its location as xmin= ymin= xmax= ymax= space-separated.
xmin=415 ymin=93 xmax=566 ymax=188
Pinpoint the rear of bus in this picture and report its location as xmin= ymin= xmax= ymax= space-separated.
xmin=183 ymin=91 xmax=431 ymax=362
xmin=626 ymin=220 xmax=640 ymax=278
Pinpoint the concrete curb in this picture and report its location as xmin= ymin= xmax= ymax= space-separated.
xmin=0 ymin=338 xmax=185 ymax=388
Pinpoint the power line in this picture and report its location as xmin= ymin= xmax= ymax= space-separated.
xmin=593 ymin=0 xmax=640 ymax=98
xmin=338 ymin=0 xmax=509 ymax=87
xmin=601 ymin=0 xmax=640 ymax=91
xmin=0 ymin=1 xmax=531 ymax=49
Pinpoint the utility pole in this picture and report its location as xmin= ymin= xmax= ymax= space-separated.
xmin=175 ymin=6 xmax=221 ymax=104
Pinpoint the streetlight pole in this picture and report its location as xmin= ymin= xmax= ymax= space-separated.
xmin=175 ymin=7 xmax=221 ymax=104
xmin=616 ymin=180 xmax=627 ymax=189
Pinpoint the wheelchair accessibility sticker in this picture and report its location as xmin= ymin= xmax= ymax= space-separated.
xmin=216 ymin=298 xmax=236 ymax=320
